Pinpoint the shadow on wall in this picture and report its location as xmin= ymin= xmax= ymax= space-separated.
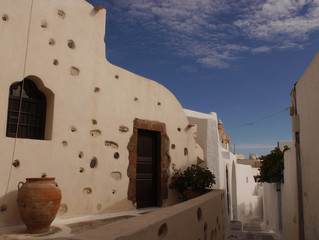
xmin=0 ymin=190 xmax=22 ymax=225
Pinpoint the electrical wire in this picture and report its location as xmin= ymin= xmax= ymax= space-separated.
xmin=4 ymin=0 xmax=34 ymax=196
xmin=228 ymin=107 xmax=290 ymax=129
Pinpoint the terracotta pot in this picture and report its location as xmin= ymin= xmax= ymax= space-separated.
xmin=17 ymin=178 xmax=62 ymax=234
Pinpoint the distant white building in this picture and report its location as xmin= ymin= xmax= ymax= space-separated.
xmin=184 ymin=109 xmax=263 ymax=222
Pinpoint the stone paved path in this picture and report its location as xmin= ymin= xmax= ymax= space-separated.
xmin=227 ymin=220 xmax=282 ymax=240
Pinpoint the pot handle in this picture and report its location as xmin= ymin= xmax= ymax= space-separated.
xmin=18 ymin=181 xmax=24 ymax=191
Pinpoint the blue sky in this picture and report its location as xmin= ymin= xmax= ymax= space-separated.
xmin=87 ymin=0 xmax=319 ymax=158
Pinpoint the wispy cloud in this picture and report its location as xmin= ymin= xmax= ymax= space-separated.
xmin=178 ymin=65 xmax=199 ymax=73
xmin=235 ymin=144 xmax=276 ymax=149
xmin=102 ymin=0 xmax=319 ymax=68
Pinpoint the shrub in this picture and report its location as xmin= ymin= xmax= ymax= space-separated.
xmin=169 ymin=164 xmax=216 ymax=194
xmin=255 ymin=146 xmax=289 ymax=183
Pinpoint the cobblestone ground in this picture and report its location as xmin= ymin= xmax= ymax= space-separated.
xmin=227 ymin=220 xmax=282 ymax=240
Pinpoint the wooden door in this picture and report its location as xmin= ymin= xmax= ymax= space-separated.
xmin=136 ymin=129 xmax=160 ymax=208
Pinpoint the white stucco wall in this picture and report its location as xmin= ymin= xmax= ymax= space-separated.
xmin=281 ymin=147 xmax=299 ymax=240
xmin=184 ymin=110 xmax=221 ymax=187
xmin=0 ymin=0 xmax=200 ymax=226
xmin=184 ymin=109 xmax=236 ymax=221
xmin=262 ymin=183 xmax=280 ymax=232
xmin=234 ymin=163 xmax=263 ymax=221
xmin=291 ymin=52 xmax=319 ymax=239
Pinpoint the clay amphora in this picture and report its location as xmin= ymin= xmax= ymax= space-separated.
xmin=17 ymin=178 xmax=62 ymax=234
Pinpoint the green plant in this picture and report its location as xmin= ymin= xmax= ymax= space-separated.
xmin=169 ymin=164 xmax=216 ymax=194
xmin=255 ymin=146 xmax=289 ymax=183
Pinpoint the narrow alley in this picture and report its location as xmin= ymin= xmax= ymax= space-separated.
xmin=228 ymin=219 xmax=282 ymax=240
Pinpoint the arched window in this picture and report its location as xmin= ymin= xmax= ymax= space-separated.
xmin=6 ymin=78 xmax=47 ymax=140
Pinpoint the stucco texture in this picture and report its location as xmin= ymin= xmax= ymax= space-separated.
xmin=0 ymin=0 xmax=199 ymax=226
xmin=293 ymin=52 xmax=319 ymax=239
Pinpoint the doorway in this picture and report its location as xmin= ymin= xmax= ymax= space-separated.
xmin=136 ymin=129 xmax=160 ymax=208
xmin=226 ymin=167 xmax=230 ymax=216
xmin=127 ymin=118 xmax=170 ymax=208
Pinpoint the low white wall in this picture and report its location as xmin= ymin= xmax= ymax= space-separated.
xmin=70 ymin=190 xmax=227 ymax=240
xmin=262 ymin=183 xmax=279 ymax=232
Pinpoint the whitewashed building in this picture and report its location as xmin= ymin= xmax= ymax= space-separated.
xmin=0 ymin=0 xmax=204 ymax=227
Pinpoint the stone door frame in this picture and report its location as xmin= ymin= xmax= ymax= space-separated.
xmin=127 ymin=118 xmax=170 ymax=206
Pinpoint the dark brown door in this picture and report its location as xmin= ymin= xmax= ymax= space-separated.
xmin=136 ymin=129 xmax=160 ymax=208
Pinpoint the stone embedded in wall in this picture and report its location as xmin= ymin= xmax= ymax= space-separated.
xmin=53 ymin=59 xmax=59 ymax=65
xmin=94 ymin=87 xmax=100 ymax=93
xmin=184 ymin=147 xmax=188 ymax=156
xmin=59 ymin=203 xmax=68 ymax=214
xmin=83 ymin=187 xmax=92 ymax=194
xmin=41 ymin=173 xmax=47 ymax=178
xmin=70 ymin=66 xmax=80 ymax=76
xmin=90 ymin=157 xmax=97 ymax=168
xmin=197 ymin=207 xmax=202 ymax=221
xmin=62 ymin=141 xmax=68 ymax=146
xmin=79 ymin=167 xmax=84 ymax=173
xmin=92 ymin=119 xmax=98 ymax=125
xmin=158 ymin=223 xmax=168 ymax=239
xmin=57 ymin=9 xmax=65 ymax=19
xmin=114 ymin=152 xmax=120 ymax=159
xmin=40 ymin=20 xmax=47 ymax=29
xmin=12 ymin=159 xmax=20 ymax=168
xmin=111 ymin=172 xmax=122 ymax=180
xmin=67 ymin=40 xmax=75 ymax=49
xmin=78 ymin=152 xmax=84 ymax=158
xmin=119 ymin=125 xmax=129 ymax=133
xmin=49 ymin=38 xmax=55 ymax=45
xmin=115 ymin=75 xmax=119 ymax=79
xmin=0 ymin=205 xmax=7 ymax=212
xmin=70 ymin=126 xmax=77 ymax=132
xmin=90 ymin=129 xmax=101 ymax=136
xmin=2 ymin=14 xmax=8 ymax=21
xmin=104 ymin=140 xmax=118 ymax=149
xmin=204 ymin=222 xmax=208 ymax=240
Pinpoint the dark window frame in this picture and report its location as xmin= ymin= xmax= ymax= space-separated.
xmin=6 ymin=79 xmax=47 ymax=140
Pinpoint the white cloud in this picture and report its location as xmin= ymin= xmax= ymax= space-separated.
xmin=235 ymin=0 xmax=319 ymax=42
xmin=106 ymin=0 xmax=319 ymax=68
xmin=235 ymin=144 xmax=276 ymax=149
xmin=178 ymin=65 xmax=199 ymax=73
xmin=252 ymin=46 xmax=272 ymax=53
